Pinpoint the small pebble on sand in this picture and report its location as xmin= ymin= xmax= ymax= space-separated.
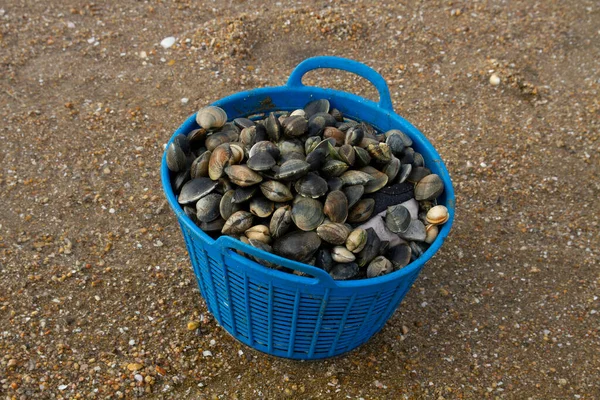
xmin=490 ymin=74 xmax=501 ymax=86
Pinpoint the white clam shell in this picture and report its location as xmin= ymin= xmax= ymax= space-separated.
xmin=196 ymin=106 xmax=227 ymax=130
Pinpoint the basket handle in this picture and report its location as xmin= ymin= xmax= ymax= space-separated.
xmin=216 ymin=235 xmax=338 ymax=287
xmin=286 ymin=56 xmax=394 ymax=112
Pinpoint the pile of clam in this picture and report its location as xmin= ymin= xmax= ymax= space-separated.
xmin=166 ymin=99 xmax=449 ymax=280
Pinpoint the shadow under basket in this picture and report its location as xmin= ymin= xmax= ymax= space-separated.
xmin=161 ymin=56 xmax=455 ymax=360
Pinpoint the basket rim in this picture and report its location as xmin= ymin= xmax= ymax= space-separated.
xmin=161 ymin=85 xmax=455 ymax=288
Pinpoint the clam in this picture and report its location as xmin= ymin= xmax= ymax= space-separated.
xmin=282 ymin=115 xmax=308 ymax=137
xmin=316 ymin=222 xmax=351 ymax=245
xmin=383 ymin=156 xmax=401 ymax=182
xmin=356 ymin=227 xmax=381 ymax=267
xmin=397 ymin=219 xmax=426 ymax=242
xmin=425 ymin=224 xmax=439 ymax=244
xmin=245 ymin=225 xmax=271 ymax=244
xmin=290 ymin=109 xmax=306 ymax=117
xmin=327 ymin=177 xmax=343 ymax=192
xmin=388 ymin=243 xmax=412 ymax=270
xmin=385 ymin=129 xmax=412 ymax=147
xmin=178 ymin=177 xmax=218 ymax=205
xmin=366 ymin=143 xmax=392 ymax=164
xmin=277 ymin=159 xmax=310 ymax=181
xmin=247 ymin=239 xmax=278 ymax=269
xmin=294 ymin=172 xmax=328 ymax=198
xmin=278 ymin=139 xmax=305 ymax=157
xmin=399 ymin=147 xmax=415 ymax=164
xmin=407 ymin=166 xmax=432 ymax=184
xmin=331 ymin=246 xmax=356 ymax=263
xmin=249 ymin=196 xmax=274 ymax=218
xmin=419 ymin=200 xmax=435 ymax=213
xmin=232 ymin=186 xmax=257 ymax=204
xmin=219 ymin=189 xmax=241 ymax=220
xmin=205 ymin=130 xmax=238 ymax=152
xmin=360 ymin=166 xmax=389 ymax=193
xmin=247 ymin=151 xmax=276 ymax=171
xmin=329 ymin=108 xmax=343 ymax=122
xmin=413 ymin=152 xmax=424 ymax=168
xmin=343 ymin=185 xmax=364 ymax=209
xmin=346 ymin=228 xmax=367 ymax=253
xmin=414 ymin=174 xmax=444 ymax=201
xmin=304 ymin=99 xmax=330 ymax=118
xmin=321 ymin=159 xmax=349 ymax=178
xmin=358 ymin=136 xmax=380 ymax=149
xmin=426 ymin=205 xmax=449 ymax=225
xmin=198 ymin=217 xmax=226 ymax=232
xmin=184 ymin=205 xmax=199 ymax=224
xmin=345 ymin=126 xmax=364 ymax=146
xmin=195 ymin=193 xmax=222 ymax=222
xmin=171 ymin=169 xmax=191 ymax=194
xmin=323 ymin=190 xmax=348 ymax=223
xmin=188 ymin=128 xmax=207 ymax=148
xmin=397 ymin=163 xmax=412 ymax=183
xmin=409 ymin=241 xmax=427 ymax=261
xmin=229 ymin=143 xmax=245 ymax=165
xmin=385 ymin=133 xmax=405 ymax=156
xmin=249 ymin=140 xmax=280 ymax=159
xmin=240 ymin=126 xmax=258 ymax=149
xmin=291 ymin=197 xmax=324 ymax=231
xmin=347 ymin=198 xmax=375 ymax=223
xmin=221 ymin=211 xmax=254 ymax=235
xmin=265 ymin=112 xmax=282 ymax=142
xmin=338 ymin=144 xmax=355 ymax=166
xmin=366 ymin=256 xmax=393 ymax=278
xmin=340 ymin=170 xmax=374 ymax=186
xmin=196 ymin=106 xmax=227 ymax=130
xmin=305 ymin=136 xmax=322 ymax=155
xmin=273 ymin=230 xmax=321 ymax=262
xmin=224 ymin=165 xmax=263 ymax=187
xmin=216 ymin=177 xmax=235 ymax=194
xmin=166 ymin=136 xmax=189 ymax=172
xmin=323 ymin=126 xmax=345 ymax=146
xmin=208 ymin=143 xmax=232 ymax=180
xmin=353 ymin=146 xmax=372 ymax=167
xmin=329 ymin=262 xmax=359 ymax=280
xmin=315 ymin=249 xmax=334 ymax=272
xmin=337 ymin=120 xmax=358 ymax=132
xmin=308 ymin=112 xmax=336 ymax=136
xmin=190 ymin=151 xmax=211 ymax=178
xmin=234 ymin=117 xmax=255 ymax=129
xmin=260 ymin=180 xmax=293 ymax=202
xmin=385 ymin=204 xmax=411 ymax=233
xmin=269 ymin=205 xmax=292 ymax=239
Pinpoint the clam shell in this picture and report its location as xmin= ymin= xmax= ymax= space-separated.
xmin=190 ymin=151 xmax=211 ymax=178
xmin=229 ymin=143 xmax=245 ymax=165
xmin=188 ymin=128 xmax=207 ymax=148
xmin=329 ymin=262 xmax=359 ymax=280
xmin=353 ymin=146 xmax=372 ymax=167
xmin=265 ymin=112 xmax=282 ymax=142
xmin=338 ymin=144 xmax=356 ymax=166
xmin=414 ymin=174 xmax=444 ymax=201
xmin=385 ymin=129 xmax=412 ymax=147
xmin=340 ymin=170 xmax=374 ymax=186
xmin=208 ymin=143 xmax=232 ymax=180
xmin=249 ymin=196 xmax=275 ymax=218
xmin=388 ymin=243 xmax=412 ymax=270
xmin=224 ymin=165 xmax=263 ymax=187
xmin=308 ymin=112 xmax=337 ymax=136
xmin=329 ymin=108 xmax=344 ymax=122
xmin=347 ymin=198 xmax=375 ymax=223
xmin=323 ymin=127 xmax=345 ymax=146
xmin=205 ymin=130 xmax=238 ymax=152
xmin=426 ymin=205 xmax=449 ymax=225
xmin=291 ymin=197 xmax=324 ymax=231
xmin=356 ymin=227 xmax=381 ymax=267
xmin=316 ymin=222 xmax=351 ymax=245
xmin=232 ymin=186 xmax=257 ymax=204
xmin=260 ymin=180 xmax=293 ymax=202
xmin=234 ymin=117 xmax=255 ymax=129
xmin=249 ymin=140 xmax=280 ymax=159
xmin=399 ymin=147 xmax=415 ymax=164
xmin=321 ymin=159 xmax=349 ymax=178
xmin=273 ymin=230 xmax=321 ymax=262
xmin=278 ymin=139 xmax=305 ymax=157
xmin=196 ymin=106 xmax=227 ymax=130
xmin=290 ymin=109 xmax=306 ymax=117
xmin=195 ymin=193 xmax=222 ymax=222
xmin=346 ymin=228 xmax=367 ymax=253
xmin=413 ymin=152 xmax=425 ymax=168
xmin=327 ymin=177 xmax=343 ymax=192
xmin=385 ymin=204 xmax=411 ymax=233
xmin=198 ymin=217 xmax=226 ymax=232
xmin=277 ymin=159 xmax=310 ymax=181
xmin=383 ymin=156 xmax=401 ymax=182
xmin=305 ymin=147 xmax=327 ymax=171
xmin=219 ymin=189 xmax=241 ymax=220
xmin=245 ymin=225 xmax=271 ymax=244
xmin=425 ymin=224 xmax=439 ymax=244
xmin=385 ymin=133 xmax=405 ymax=156
xmin=184 ymin=205 xmax=199 ymax=224
xmin=269 ymin=205 xmax=292 ymax=239
xmin=305 ymin=136 xmax=322 ymax=155
xmin=294 ymin=172 xmax=328 ymax=198
xmin=331 ymin=246 xmax=356 ymax=263
xmin=397 ymin=219 xmax=426 ymax=242
xmin=360 ymin=166 xmax=389 ymax=193
xmin=171 ymin=169 xmax=191 ymax=194
xmin=247 ymin=151 xmax=276 ymax=172
xmin=343 ymin=185 xmax=364 ymax=209
xmin=323 ymin=190 xmax=348 ymax=223
xmin=366 ymin=143 xmax=392 ymax=164
xmin=283 ymin=115 xmax=308 ymax=137
xmin=166 ymin=139 xmax=188 ymax=172
xmin=397 ymin=163 xmax=412 ymax=183
xmin=178 ymin=177 xmax=218 ymax=205
xmin=316 ymin=249 xmax=334 ymax=272
xmin=337 ymin=120 xmax=358 ymax=132
xmin=345 ymin=126 xmax=364 ymax=146
xmin=366 ymin=256 xmax=393 ymax=278
xmin=304 ymin=99 xmax=330 ymax=118
xmin=407 ymin=166 xmax=432 ymax=184
xmin=221 ymin=211 xmax=254 ymax=235
xmin=409 ymin=241 xmax=427 ymax=261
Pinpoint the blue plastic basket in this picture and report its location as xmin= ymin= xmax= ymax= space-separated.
xmin=161 ymin=56 xmax=455 ymax=360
